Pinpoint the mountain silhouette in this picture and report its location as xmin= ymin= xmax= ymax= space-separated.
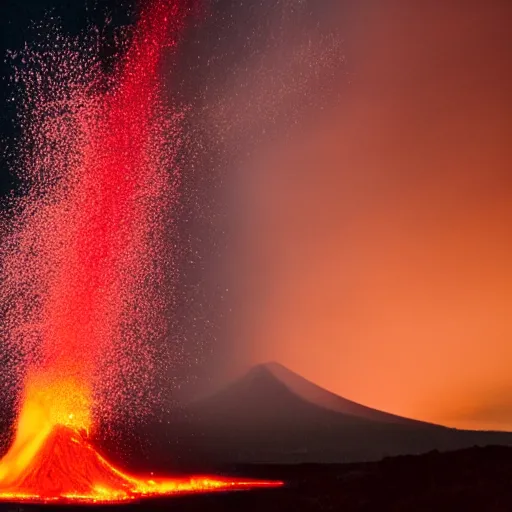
xmin=254 ymin=362 xmax=431 ymax=425
xmin=185 ymin=363 xmax=512 ymax=464
xmin=193 ymin=362 xmax=431 ymax=427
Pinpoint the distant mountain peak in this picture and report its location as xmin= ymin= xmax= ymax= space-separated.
xmin=198 ymin=362 xmax=432 ymax=427
xmin=182 ymin=364 xmax=512 ymax=465
xmin=259 ymin=361 xmax=289 ymax=371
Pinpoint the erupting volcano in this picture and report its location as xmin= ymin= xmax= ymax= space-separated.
xmin=0 ymin=375 xmax=279 ymax=503
xmin=0 ymin=0 xmax=281 ymax=503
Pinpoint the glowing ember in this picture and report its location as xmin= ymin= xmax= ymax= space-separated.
xmin=0 ymin=371 xmax=281 ymax=503
xmin=0 ymin=0 xmax=282 ymax=503
xmin=0 ymin=418 xmax=280 ymax=504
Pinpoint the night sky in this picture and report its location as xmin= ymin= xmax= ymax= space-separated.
xmin=1 ymin=1 xmax=512 ymax=431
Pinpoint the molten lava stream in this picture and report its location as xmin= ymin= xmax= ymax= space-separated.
xmin=0 ymin=376 xmax=282 ymax=504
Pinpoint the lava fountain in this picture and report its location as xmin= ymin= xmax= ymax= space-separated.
xmin=0 ymin=0 xmax=281 ymax=504
xmin=0 ymin=371 xmax=280 ymax=503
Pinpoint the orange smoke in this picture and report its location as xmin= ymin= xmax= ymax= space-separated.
xmin=226 ymin=2 xmax=512 ymax=431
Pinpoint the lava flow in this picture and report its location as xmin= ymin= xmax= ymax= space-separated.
xmin=0 ymin=372 xmax=281 ymax=503
xmin=0 ymin=0 xmax=282 ymax=504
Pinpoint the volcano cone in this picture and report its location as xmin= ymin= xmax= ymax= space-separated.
xmin=0 ymin=425 xmax=282 ymax=504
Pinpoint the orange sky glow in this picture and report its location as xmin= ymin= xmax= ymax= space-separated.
xmin=230 ymin=3 xmax=512 ymax=431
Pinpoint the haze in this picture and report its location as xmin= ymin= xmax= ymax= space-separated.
xmin=200 ymin=1 xmax=512 ymax=431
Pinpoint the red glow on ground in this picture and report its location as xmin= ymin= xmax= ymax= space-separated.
xmin=0 ymin=424 xmax=282 ymax=504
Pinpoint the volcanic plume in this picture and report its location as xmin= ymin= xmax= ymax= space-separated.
xmin=0 ymin=0 xmax=281 ymax=503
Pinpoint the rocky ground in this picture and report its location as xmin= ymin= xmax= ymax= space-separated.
xmin=2 ymin=445 xmax=512 ymax=511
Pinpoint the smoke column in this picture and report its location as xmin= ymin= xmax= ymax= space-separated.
xmin=0 ymin=0 xmax=189 ymax=433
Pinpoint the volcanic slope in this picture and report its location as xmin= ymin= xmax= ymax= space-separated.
xmin=0 ymin=424 xmax=282 ymax=503
xmin=188 ymin=363 xmax=512 ymax=464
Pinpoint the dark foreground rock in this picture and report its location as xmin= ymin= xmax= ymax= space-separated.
xmin=2 ymin=445 xmax=512 ymax=511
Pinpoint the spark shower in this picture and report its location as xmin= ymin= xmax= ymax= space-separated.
xmin=0 ymin=0 xmax=280 ymax=503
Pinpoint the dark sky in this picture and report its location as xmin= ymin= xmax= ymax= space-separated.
xmin=0 ymin=0 xmax=137 ymax=195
